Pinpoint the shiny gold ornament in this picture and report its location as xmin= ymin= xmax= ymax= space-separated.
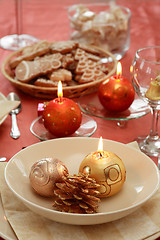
xmin=79 ymin=151 xmax=126 ymax=198
xmin=145 ymin=75 xmax=160 ymax=100
xmin=29 ymin=157 xmax=68 ymax=197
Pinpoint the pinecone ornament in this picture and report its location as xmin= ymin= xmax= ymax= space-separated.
xmin=53 ymin=173 xmax=101 ymax=214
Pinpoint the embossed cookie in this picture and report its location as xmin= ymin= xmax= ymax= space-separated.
xmin=76 ymin=63 xmax=106 ymax=84
xmin=75 ymin=59 xmax=88 ymax=74
xmin=9 ymin=40 xmax=51 ymax=69
xmin=34 ymin=78 xmax=67 ymax=87
xmin=22 ymin=40 xmax=50 ymax=55
xmin=96 ymin=61 xmax=109 ymax=74
xmin=75 ymin=53 xmax=106 ymax=83
xmin=79 ymin=43 xmax=101 ymax=56
xmin=49 ymin=69 xmax=72 ymax=82
xmin=75 ymin=48 xmax=100 ymax=62
xmin=74 ymin=48 xmax=88 ymax=61
xmin=50 ymin=41 xmax=78 ymax=54
xmin=79 ymin=69 xmax=106 ymax=83
xmin=61 ymin=53 xmax=74 ymax=68
xmin=15 ymin=54 xmax=61 ymax=82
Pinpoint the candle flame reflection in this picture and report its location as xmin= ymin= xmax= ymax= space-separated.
xmin=98 ymin=136 xmax=103 ymax=151
xmin=116 ymin=62 xmax=122 ymax=76
xmin=130 ymin=65 xmax=133 ymax=73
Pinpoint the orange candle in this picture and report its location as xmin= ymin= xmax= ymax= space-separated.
xmin=42 ymin=81 xmax=82 ymax=137
xmin=98 ymin=62 xmax=135 ymax=113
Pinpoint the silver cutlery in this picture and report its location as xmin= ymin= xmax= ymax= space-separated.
xmin=7 ymin=92 xmax=21 ymax=139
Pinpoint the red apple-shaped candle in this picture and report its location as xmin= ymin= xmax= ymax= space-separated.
xmin=42 ymin=81 xmax=82 ymax=137
xmin=98 ymin=62 xmax=135 ymax=113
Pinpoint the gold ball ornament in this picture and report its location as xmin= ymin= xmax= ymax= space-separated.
xmin=29 ymin=157 xmax=69 ymax=197
xmin=79 ymin=151 xmax=126 ymax=198
xmin=145 ymin=75 xmax=160 ymax=100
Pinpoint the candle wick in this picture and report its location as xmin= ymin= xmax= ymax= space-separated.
xmin=59 ymin=96 xmax=63 ymax=103
xmin=117 ymin=73 xmax=121 ymax=79
xmin=99 ymin=152 xmax=103 ymax=157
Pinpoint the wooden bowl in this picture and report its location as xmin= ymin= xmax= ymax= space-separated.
xmin=1 ymin=44 xmax=117 ymax=99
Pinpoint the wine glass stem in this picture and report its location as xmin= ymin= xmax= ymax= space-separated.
xmin=15 ymin=0 xmax=22 ymax=36
xmin=148 ymin=108 xmax=159 ymax=141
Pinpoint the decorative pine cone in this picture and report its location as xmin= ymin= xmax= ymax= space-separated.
xmin=53 ymin=173 xmax=101 ymax=214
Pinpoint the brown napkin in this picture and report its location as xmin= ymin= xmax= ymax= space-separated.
xmin=0 ymin=142 xmax=160 ymax=240
xmin=0 ymin=95 xmax=20 ymax=121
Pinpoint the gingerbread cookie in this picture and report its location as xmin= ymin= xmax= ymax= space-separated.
xmin=75 ymin=48 xmax=100 ymax=62
xmin=61 ymin=53 xmax=74 ymax=68
xmin=9 ymin=40 xmax=51 ymax=69
xmin=74 ymin=48 xmax=88 ymax=61
xmin=50 ymin=41 xmax=78 ymax=54
xmin=49 ymin=69 xmax=72 ymax=82
xmin=15 ymin=55 xmax=61 ymax=82
xmin=75 ymin=52 xmax=106 ymax=83
xmin=22 ymin=40 xmax=50 ymax=55
xmin=79 ymin=69 xmax=106 ymax=83
xmin=79 ymin=43 xmax=101 ymax=56
xmin=35 ymin=78 xmax=67 ymax=87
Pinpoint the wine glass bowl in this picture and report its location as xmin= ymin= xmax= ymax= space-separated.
xmin=0 ymin=34 xmax=38 ymax=51
xmin=131 ymin=46 xmax=160 ymax=157
xmin=0 ymin=0 xmax=38 ymax=51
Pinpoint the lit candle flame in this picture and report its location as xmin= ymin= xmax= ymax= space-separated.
xmin=58 ymin=81 xmax=63 ymax=101
xmin=116 ymin=62 xmax=122 ymax=76
xmin=97 ymin=136 xmax=103 ymax=151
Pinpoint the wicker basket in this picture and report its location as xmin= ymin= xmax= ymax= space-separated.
xmin=1 ymin=44 xmax=117 ymax=99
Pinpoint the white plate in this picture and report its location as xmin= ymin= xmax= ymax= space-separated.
xmin=5 ymin=138 xmax=159 ymax=225
xmin=0 ymin=92 xmax=8 ymax=125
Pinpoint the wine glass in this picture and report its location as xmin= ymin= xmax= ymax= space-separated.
xmin=131 ymin=46 xmax=160 ymax=157
xmin=0 ymin=0 xmax=38 ymax=51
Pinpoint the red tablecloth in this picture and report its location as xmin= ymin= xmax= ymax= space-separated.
xmin=0 ymin=0 xmax=160 ymax=239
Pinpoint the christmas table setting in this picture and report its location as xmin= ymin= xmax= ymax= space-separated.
xmin=0 ymin=0 xmax=160 ymax=240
